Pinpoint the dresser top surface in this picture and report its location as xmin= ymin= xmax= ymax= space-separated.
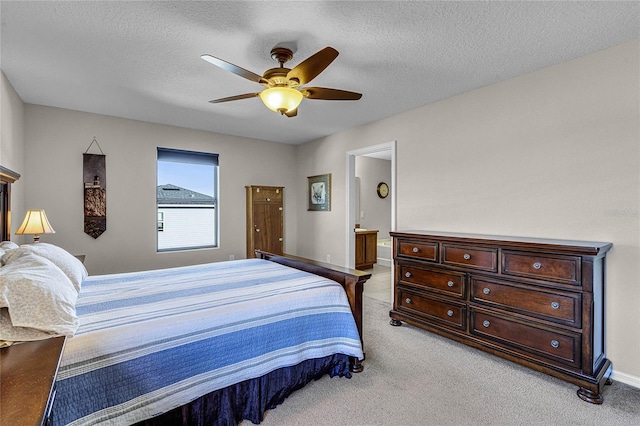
xmin=0 ymin=336 xmax=66 ymax=426
xmin=391 ymin=230 xmax=612 ymax=255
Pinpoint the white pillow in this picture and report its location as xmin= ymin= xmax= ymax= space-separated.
xmin=2 ymin=243 xmax=87 ymax=292
xmin=0 ymin=241 xmax=18 ymax=249
xmin=0 ymin=252 xmax=79 ymax=339
xmin=1 ymin=308 xmax=59 ymax=343
xmin=0 ymin=241 xmax=19 ymax=265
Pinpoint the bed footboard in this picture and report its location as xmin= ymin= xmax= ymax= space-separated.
xmin=255 ymin=250 xmax=371 ymax=372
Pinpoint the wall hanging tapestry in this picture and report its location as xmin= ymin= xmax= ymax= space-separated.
xmin=83 ymin=137 xmax=106 ymax=238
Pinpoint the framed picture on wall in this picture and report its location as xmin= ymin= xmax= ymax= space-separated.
xmin=307 ymin=174 xmax=331 ymax=211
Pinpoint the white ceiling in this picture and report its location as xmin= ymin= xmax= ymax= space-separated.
xmin=1 ymin=1 xmax=638 ymax=145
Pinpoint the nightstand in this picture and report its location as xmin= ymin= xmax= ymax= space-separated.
xmin=0 ymin=336 xmax=67 ymax=426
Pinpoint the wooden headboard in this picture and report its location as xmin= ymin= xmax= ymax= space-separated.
xmin=0 ymin=165 xmax=21 ymax=241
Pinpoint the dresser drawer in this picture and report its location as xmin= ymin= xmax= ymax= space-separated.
xmin=442 ymin=244 xmax=497 ymax=272
xmin=502 ymin=251 xmax=581 ymax=285
xmin=397 ymin=288 xmax=465 ymax=330
xmin=250 ymin=187 xmax=283 ymax=203
xmin=398 ymin=263 xmax=465 ymax=298
xmin=471 ymin=277 xmax=581 ymax=327
xmin=397 ymin=240 xmax=438 ymax=262
xmin=471 ymin=309 xmax=581 ymax=368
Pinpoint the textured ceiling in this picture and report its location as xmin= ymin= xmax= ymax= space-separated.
xmin=1 ymin=1 xmax=638 ymax=145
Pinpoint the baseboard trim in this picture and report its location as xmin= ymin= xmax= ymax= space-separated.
xmin=612 ymin=369 xmax=640 ymax=389
xmin=377 ymin=257 xmax=392 ymax=267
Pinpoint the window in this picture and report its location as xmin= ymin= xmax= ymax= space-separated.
xmin=157 ymin=212 xmax=164 ymax=232
xmin=156 ymin=148 xmax=219 ymax=251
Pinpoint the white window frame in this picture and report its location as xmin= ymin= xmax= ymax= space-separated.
xmin=156 ymin=148 xmax=219 ymax=252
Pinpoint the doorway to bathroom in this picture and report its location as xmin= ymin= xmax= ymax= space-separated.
xmin=346 ymin=141 xmax=396 ymax=271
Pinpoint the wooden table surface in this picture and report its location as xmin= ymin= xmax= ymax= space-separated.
xmin=0 ymin=336 xmax=66 ymax=426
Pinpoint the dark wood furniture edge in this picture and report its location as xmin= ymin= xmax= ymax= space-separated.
xmin=390 ymin=230 xmax=612 ymax=257
xmin=0 ymin=165 xmax=21 ymax=242
xmin=255 ymin=250 xmax=371 ymax=372
xmin=389 ymin=231 xmax=612 ymax=403
xmin=0 ymin=166 xmax=21 ymax=183
xmin=0 ymin=336 xmax=66 ymax=426
xmin=355 ymin=229 xmax=379 ymax=270
xmin=388 ymin=309 xmax=612 ymax=399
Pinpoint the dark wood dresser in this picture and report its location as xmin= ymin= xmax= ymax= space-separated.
xmin=0 ymin=336 xmax=66 ymax=425
xmin=389 ymin=231 xmax=612 ymax=403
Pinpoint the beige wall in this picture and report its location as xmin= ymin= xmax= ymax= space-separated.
xmin=2 ymin=40 xmax=638 ymax=384
xmin=295 ymin=40 xmax=640 ymax=383
xmin=21 ymin=106 xmax=298 ymax=275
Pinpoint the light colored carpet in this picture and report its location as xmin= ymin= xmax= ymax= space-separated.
xmin=255 ymin=295 xmax=640 ymax=426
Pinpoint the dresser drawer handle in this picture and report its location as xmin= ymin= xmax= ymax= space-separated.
xmin=405 ymin=298 xmax=412 ymax=304
xmin=551 ymin=340 xmax=560 ymax=348
xmin=463 ymin=253 xmax=471 ymax=260
xmin=447 ymin=310 xmax=454 ymax=317
xmin=551 ymin=301 xmax=560 ymax=309
xmin=483 ymin=287 xmax=490 ymax=295
xmin=533 ymin=262 xmax=542 ymax=270
xmin=482 ymin=320 xmax=490 ymax=328
xmin=255 ymin=228 xmax=260 ymax=232
xmin=447 ymin=280 xmax=455 ymax=287
xmin=412 ymin=247 xmax=419 ymax=253
xmin=405 ymin=272 xmax=412 ymax=278
xmin=266 ymin=197 xmax=271 ymax=201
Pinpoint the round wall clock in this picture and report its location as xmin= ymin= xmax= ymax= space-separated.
xmin=377 ymin=182 xmax=389 ymax=199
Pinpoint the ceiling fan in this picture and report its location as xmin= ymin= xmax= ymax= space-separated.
xmin=201 ymin=46 xmax=362 ymax=117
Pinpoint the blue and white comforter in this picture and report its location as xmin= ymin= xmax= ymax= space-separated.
xmin=53 ymin=258 xmax=363 ymax=426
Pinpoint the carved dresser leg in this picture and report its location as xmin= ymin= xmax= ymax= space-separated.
xmin=577 ymin=388 xmax=604 ymax=404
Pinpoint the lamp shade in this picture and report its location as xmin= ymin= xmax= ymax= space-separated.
xmin=258 ymin=87 xmax=303 ymax=114
xmin=15 ymin=210 xmax=55 ymax=242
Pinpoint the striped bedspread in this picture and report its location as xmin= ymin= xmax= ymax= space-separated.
xmin=52 ymin=258 xmax=363 ymax=426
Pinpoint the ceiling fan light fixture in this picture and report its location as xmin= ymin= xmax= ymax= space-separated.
xmin=204 ymin=46 xmax=361 ymax=116
xmin=259 ymin=87 xmax=303 ymax=114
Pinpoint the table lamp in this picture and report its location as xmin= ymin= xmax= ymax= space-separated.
xmin=15 ymin=209 xmax=56 ymax=243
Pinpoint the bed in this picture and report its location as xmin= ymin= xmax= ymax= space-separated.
xmin=0 ymin=167 xmax=370 ymax=425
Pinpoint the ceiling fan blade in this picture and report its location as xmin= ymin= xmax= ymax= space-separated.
xmin=302 ymin=87 xmax=362 ymax=100
xmin=284 ymin=108 xmax=298 ymax=118
xmin=201 ymin=54 xmax=266 ymax=84
xmin=287 ymin=47 xmax=339 ymax=85
xmin=208 ymin=93 xmax=260 ymax=103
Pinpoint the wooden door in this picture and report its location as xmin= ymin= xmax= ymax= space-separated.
xmin=246 ymin=186 xmax=284 ymax=258
xmin=252 ymin=203 xmax=283 ymax=255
